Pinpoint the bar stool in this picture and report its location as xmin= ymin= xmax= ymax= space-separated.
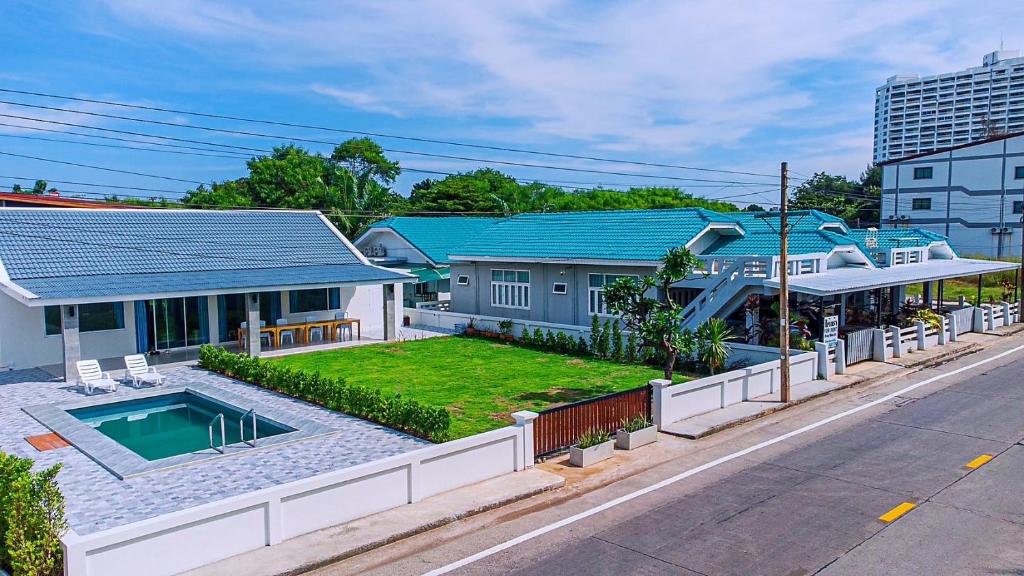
xmin=240 ymin=321 xmax=272 ymax=349
xmin=335 ymin=311 xmax=352 ymax=341
xmin=306 ymin=316 xmax=324 ymax=343
xmin=277 ymin=318 xmax=296 ymax=346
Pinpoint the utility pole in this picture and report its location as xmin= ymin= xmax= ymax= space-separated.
xmin=779 ymin=161 xmax=791 ymax=403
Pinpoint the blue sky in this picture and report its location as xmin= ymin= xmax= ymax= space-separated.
xmin=1 ymin=0 xmax=1023 ymax=208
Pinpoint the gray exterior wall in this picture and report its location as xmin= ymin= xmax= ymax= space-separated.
xmin=882 ymin=133 xmax=1024 ymax=258
xmin=449 ymin=261 xmax=657 ymax=327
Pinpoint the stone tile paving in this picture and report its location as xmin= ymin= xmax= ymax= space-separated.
xmin=0 ymin=366 xmax=428 ymax=535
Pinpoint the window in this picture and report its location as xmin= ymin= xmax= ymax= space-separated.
xmin=456 ymin=275 xmax=470 ymax=286
xmin=44 ymin=302 xmax=125 ymax=336
xmin=588 ymin=273 xmax=639 ymax=315
xmin=911 ymin=197 xmax=932 ymax=210
xmin=913 ymin=166 xmax=933 ymax=179
xmin=1014 ymin=201 xmax=1024 ymax=214
xmin=490 ymin=269 xmax=530 ymax=309
xmin=290 ymin=289 xmax=334 ymax=314
xmin=1015 ymin=166 xmax=1024 ymax=179
xmin=552 ymin=282 xmax=568 ymax=295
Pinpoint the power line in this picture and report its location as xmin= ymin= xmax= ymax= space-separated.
xmin=0 ymin=151 xmax=207 ymax=185
xmin=0 ymin=87 xmax=790 ymax=180
xmin=0 ymin=100 xmax=779 ymax=186
xmin=0 ymin=120 xmax=253 ymax=156
xmin=0 ymin=174 xmax=186 ymax=194
xmin=0 ymin=133 xmax=250 ymax=159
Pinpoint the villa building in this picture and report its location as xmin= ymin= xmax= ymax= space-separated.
xmin=0 ymin=208 xmax=413 ymax=380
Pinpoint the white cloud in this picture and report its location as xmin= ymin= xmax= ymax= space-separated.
xmin=93 ymin=0 xmax=1024 ymax=175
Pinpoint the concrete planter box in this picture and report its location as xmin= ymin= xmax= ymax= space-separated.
xmin=568 ymin=439 xmax=615 ymax=467
xmin=615 ymin=425 xmax=658 ymax=450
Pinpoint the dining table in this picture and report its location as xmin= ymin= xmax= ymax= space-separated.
xmin=237 ymin=318 xmax=362 ymax=348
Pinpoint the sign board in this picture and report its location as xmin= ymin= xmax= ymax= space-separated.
xmin=822 ymin=315 xmax=839 ymax=346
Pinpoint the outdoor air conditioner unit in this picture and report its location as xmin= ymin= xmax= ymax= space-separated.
xmin=991 ymin=227 xmax=1000 ymax=234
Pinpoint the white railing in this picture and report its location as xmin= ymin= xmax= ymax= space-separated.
xmin=62 ymin=414 xmax=538 ymax=576
xmin=415 ymin=300 xmax=451 ymax=312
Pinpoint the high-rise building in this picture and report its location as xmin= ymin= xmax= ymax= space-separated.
xmin=873 ymin=50 xmax=1024 ymax=164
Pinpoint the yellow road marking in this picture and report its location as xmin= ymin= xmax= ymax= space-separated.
xmin=965 ymin=454 xmax=994 ymax=469
xmin=879 ymin=502 xmax=916 ymax=523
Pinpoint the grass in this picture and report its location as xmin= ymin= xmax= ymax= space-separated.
xmin=270 ymin=337 xmax=678 ymax=438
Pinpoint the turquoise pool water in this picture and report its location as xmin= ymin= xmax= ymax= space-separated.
xmin=69 ymin=392 xmax=293 ymax=461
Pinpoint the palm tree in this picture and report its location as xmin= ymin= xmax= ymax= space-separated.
xmin=696 ymin=318 xmax=736 ymax=375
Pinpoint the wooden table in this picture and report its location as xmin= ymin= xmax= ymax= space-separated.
xmin=237 ymin=318 xmax=361 ymax=348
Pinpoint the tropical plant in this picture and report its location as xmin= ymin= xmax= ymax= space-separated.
xmin=696 ymin=318 xmax=736 ymax=375
xmin=603 ymin=246 xmax=704 ymax=380
xmin=619 ymin=415 xmax=652 ymax=433
xmin=575 ymin=428 xmax=611 ymax=449
xmin=911 ymin=309 xmax=943 ymax=331
xmin=497 ymin=319 xmax=514 ymax=337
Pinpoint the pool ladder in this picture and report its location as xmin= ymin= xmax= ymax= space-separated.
xmin=208 ymin=409 xmax=259 ymax=454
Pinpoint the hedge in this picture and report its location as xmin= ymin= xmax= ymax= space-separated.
xmin=198 ymin=345 xmax=451 ymax=442
xmin=0 ymin=452 xmax=66 ymax=576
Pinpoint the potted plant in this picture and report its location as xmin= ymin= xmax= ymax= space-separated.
xmin=464 ymin=319 xmax=478 ymax=336
xmin=497 ymin=319 xmax=515 ymax=341
xmin=615 ymin=415 xmax=657 ymax=450
xmin=568 ymin=429 xmax=614 ymax=467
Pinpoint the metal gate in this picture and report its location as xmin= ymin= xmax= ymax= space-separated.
xmin=951 ymin=307 xmax=974 ymax=336
xmin=845 ymin=328 xmax=874 ymax=365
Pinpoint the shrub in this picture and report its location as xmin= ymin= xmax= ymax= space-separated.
xmin=575 ymin=428 xmax=611 ymax=449
xmin=576 ymin=335 xmax=590 ymax=356
xmin=0 ymin=453 xmax=66 ymax=576
xmin=519 ymin=326 xmax=533 ymax=347
xmin=611 ymin=322 xmax=624 ymax=362
xmin=198 ymin=345 xmax=451 ymax=442
xmin=626 ymin=331 xmax=638 ymax=363
xmin=911 ymin=309 xmax=943 ymax=332
xmin=597 ymin=319 xmax=612 ymax=358
xmin=532 ymin=327 xmax=545 ymax=349
xmin=497 ymin=319 xmax=514 ymax=337
xmin=589 ymin=314 xmax=601 ymax=355
xmin=544 ymin=330 xmax=557 ymax=351
xmin=555 ymin=331 xmax=571 ymax=354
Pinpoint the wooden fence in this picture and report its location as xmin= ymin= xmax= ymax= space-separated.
xmin=534 ymin=385 xmax=651 ymax=458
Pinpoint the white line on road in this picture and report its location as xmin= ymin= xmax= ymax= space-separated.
xmin=423 ymin=344 xmax=1024 ymax=576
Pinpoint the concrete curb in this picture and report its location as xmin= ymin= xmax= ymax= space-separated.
xmin=665 ymin=340 xmax=987 ymax=440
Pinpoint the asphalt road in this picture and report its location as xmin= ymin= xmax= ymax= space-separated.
xmin=313 ymin=340 xmax=1024 ymax=576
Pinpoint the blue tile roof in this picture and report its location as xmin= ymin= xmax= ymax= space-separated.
xmin=451 ymin=208 xmax=730 ymax=261
xmin=368 ymin=216 xmax=502 ymax=264
xmin=0 ymin=209 xmax=410 ymax=301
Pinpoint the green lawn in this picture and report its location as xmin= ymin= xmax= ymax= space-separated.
xmin=270 ymin=337 xmax=675 ymax=438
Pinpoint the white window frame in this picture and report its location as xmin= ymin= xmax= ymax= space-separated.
xmin=588 ymin=273 xmax=639 ymax=316
xmin=490 ymin=269 xmax=530 ymax=309
xmin=552 ymin=282 xmax=568 ymax=295
xmin=456 ymin=274 xmax=470 ymax=286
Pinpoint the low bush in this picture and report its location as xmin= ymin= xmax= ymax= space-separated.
xmin=0 ymin=452 xmax=66 ymax=576
xmin=574 ymin=428 xmax=611 ymax=449
xmin=198 ymin=345 xmax=451 ymax=442
xmin=619 ymin=415 xmax=653 ymax=433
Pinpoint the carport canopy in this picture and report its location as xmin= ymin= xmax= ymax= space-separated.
xmin=763 ymin=258 xmax=1020 ymax=297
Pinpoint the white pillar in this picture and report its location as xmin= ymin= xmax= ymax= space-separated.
xmin=1002 ymin=301 xmax=1012 ymax=326
xmin=872 ymin=328 xmax=888 ymax=361
xmin=649 ymin=379 xmax=673 ymax=429
xmin=915 ymin=321 xmax=927 ymax=350
xmin=947 ymin=313 xmax=958 ymax=342
xmin=246 ymin=292 xmax=261 ymax=356
xmin=834 ymin=338 xmax=847 ymax=375
xmin=973 ymin=307 xmax=986 ymax=332
xmin=61 ymin=304 xmax=81 ymax=382
xmin=938 ymin=316 xmax=948 ymax=346
xmin=986 ymin=305 xmax=996 ymax=331
xmin=889 ymin=325 xmax=902 ymax=358
xmin=512 ymin=410 xmax=539 ymax=470
xmin=814 ymin=341 xmax=829 ymax=379
xmin=383 ymin=283 xmax=398 ymax=342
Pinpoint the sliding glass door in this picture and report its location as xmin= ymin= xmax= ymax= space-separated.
xmin=146 ymin=297 xmax=209 ymax=351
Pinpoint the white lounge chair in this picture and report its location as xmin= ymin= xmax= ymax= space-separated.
xmin=76 ymin=360 xmax=118 ymax=393
xmin=123 ymin=354 xmax=165 ymax=388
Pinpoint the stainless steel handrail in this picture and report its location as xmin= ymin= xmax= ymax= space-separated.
xmin=240 ymin=409 xmax=257 ymax=447
xmin=208 ymin=413 xmax=226 ymax=454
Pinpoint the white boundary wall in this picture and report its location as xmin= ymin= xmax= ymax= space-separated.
xmin=406 ymin=307 xmax=594 ymax=339
xmin=652 ymin=350 xmax=818 ymax=425
xmin=62 ymin=415 xmax=537 ymax=576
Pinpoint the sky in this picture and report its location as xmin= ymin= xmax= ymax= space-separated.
xmin=1 ymin=0 xmax=1023 ymax=208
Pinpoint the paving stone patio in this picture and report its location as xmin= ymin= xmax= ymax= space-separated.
xmin=0 ymin=366 xmax=428 ymax=535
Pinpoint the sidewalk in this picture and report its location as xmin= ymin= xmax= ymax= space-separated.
xmin=658 ymin=321 xmax=1024 ymax=440
xmin=182 ymin=468 xmax=563 ymax=576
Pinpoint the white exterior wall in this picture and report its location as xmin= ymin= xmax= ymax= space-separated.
xmin=882 ymin=132 xmax=1024 ymax=257
xmin=874 ymin=50 xmax=1024 ymax=163
xmin=0 ymin=292 xmax=136 ymax=371
xmin=354 ymin=229 xmax=431 ymax=264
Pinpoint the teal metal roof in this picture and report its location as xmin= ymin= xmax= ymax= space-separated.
xmin=451 ymin=208 xmax=733 ymax=262
xmin=702 ymin=230 xmax=852 ymax=256
xmin=368 ymin=216 xmax=502 ymax=264
xmin=0 ymin=209 xmax=410 ymax=302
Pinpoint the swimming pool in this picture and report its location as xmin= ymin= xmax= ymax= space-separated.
xmin=68 ymin=391 xmax=294 ymax=461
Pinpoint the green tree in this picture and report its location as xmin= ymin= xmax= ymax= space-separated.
xmin=789 ymin=172 xmax=866 ymax=225
xmin=603 ymin=246 xmax=703 ymax=380
xmin=611 ymin=322 xmax=624 ymax=361
xmin=11 ymin=180 xmax=47 ymax=195
xmin=858 ymin=164 xmax=882 ymax=226
xmin=743 ymin=203 xmax=767 ymax=212
xmin=410 ymin=168 xmax=521 ymax=213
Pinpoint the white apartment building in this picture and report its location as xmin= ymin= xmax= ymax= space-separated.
xmin=874 ymin=50 xmax=1024 ymax=164
xmin=880 ymin=131 xmax=1024 ymax=258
